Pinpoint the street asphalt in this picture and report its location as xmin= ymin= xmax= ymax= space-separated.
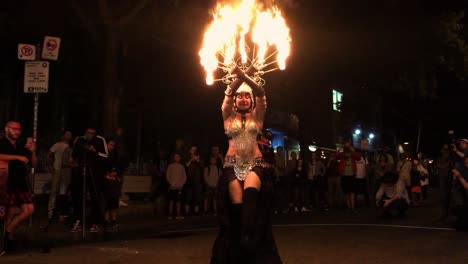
xmin=1 ymin=188 xmax=467 ymax=263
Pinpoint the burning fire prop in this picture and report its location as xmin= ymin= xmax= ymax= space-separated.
xmin=199 ymin=0 xmax=291 ymax=86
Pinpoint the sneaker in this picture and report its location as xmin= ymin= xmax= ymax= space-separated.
xmin=175 ymin=215 xmax=184 ymax=220
xmin=301 ymin=206 xmax=312 ymax=212
xmin=89 ymin=224 xmax=99 ymax=232
xmin=119 ymin=200 xmax=128 ymax=207
xmin=48 ymin=208 xmax=55 ymax=219
xmin=167 ymin=216 xmax=173 ymax=220
xmin=111 ymin=221 xmax=119 ymax=229
xmin=70 ymin=220 xmax=82 ymax=233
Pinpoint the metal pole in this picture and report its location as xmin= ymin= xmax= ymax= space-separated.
xmin=29 ymin=93 xmax=38 ymax=228
xmin=82 ymin=160 xmax=86 ymax=239
xmin=29 ymin=43 xmax=41 ymax=227
xmin=136 ymin=111 xmax=142 ymax=174
xmin=416 ymin=120 xmax=422 ymax=154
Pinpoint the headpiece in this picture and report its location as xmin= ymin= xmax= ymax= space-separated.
xmin=234 ymin=83 xmax=255 ymax=113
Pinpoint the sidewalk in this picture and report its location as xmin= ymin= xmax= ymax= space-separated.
xmin=7 ymin=187 xmax=455 ymax=255
xmin=9 ymin=198 xmax=219 ymax=255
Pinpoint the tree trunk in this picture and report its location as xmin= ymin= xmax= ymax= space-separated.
xmin=102 ymin=27 xmax=123 ymax=135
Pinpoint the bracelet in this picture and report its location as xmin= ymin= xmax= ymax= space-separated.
xmin=224 ymin=86 xmax=233 ymax=96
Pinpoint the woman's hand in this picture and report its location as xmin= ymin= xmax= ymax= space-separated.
xmin=230 ymin=65 xmax=245 ymax=79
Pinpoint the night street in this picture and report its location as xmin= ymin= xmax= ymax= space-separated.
xmin=2 ymin=190 xmax=468 ymax=264
xmin=1 ymin=1 xmax=468 ymax=263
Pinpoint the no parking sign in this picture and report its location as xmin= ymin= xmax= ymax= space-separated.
xmin=42 ymin=36 xmax=61 ymax=60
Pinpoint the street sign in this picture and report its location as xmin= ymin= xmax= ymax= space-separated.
xmin=24 ymin=61 xmax=49 ymax=93
xmin=41 ymin=36 xmax=61 ymax=60
xmin=17 ymin=44 xmax=36 ymax=60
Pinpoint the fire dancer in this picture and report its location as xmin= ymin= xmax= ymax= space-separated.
xmin=210 ymin=67 xmax=282 ymax=263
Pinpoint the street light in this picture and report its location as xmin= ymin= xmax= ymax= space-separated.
xmin=369 ymin=133 xmax=375 ymax=139
xmin=308 ymin=145 xmax=317 ymax=152
xmin=354 ymin=129 xmax=361 ymax=135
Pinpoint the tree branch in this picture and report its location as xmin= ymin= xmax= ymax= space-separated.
xmin=69 ymin=0 xmax=98 ymax=42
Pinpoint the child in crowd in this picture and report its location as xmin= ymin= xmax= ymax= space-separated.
xmin=410 ymin=160 xmax=423 ymax=206
xmin=166 ymin=153 xmax=186 ymax=220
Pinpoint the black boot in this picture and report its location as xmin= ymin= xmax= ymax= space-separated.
xmin=241 ymin=187 xmax=259 ymax=254
xmin=228 ymin=204 xmax=242 ymax=263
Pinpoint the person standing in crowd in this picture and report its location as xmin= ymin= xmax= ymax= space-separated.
xmin=151 ymin=147 xmax=169 ymax=215
xmin=72 ymin=127 xmax=108 ymax=232
xmin=326 ymin=152 xmax=343 ymax=209
xmin=102 ymin=138 xmax=124 ymax=229
xmin=47 ymin=130 xmax=72 ymax=219
xmin=374 ymin=154 xmax=392 ymax=187
xmin=451 ymin=138 xmax=468 ymax=166
xmin=292 ymin=158 xmax=307 ymax=212
xmin=450 ymin=156 xmax=468 ymax=231
xmin=306 ymin=152 xmax=326 ymax=210
xmin=377 ymin=146 xmax=395 ymax=171
xmin=0 ymin=121 xmax=37 ymax=254
xmin=210 ymin=145 xmax=224 ymax=170
xmin=112 ymin=127 xmax=129 ymax=207
xmin=285 ymin=151 xmax=298 ymax=212
xmin=56 ymin=133 xmax=75 ymax=221
xmin=185 ymin=147 xmax=204 ymax=216
xmin=397 ymin=153 xmax=412 ymax=203
xmin=273 ymin=146 xmax=287 ymax=213
xmin=354 ymin=150 xmax=370 ymax=207
xmin=436 ymin=145 xmax=453 ymax=219
xmin=410 ymin=160 xmax=423 ymax=206
xmin=414 ymin=153 xmax=429 ymax=203
xmin=69 ymin=136 xmax=83 ymax=232
xmin=166 ymin=153 xmax=186 ymax=220
xmin=204 ymin=157 xmax=221 ymax=215
xmin=337 ymin=142 xmax=360 ymax=213
xmin=211 ymin=66 xmax=281 ymax=263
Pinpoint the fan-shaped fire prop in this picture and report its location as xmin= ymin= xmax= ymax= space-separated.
xmin=199 ymin=0 xmax=291 ymax=86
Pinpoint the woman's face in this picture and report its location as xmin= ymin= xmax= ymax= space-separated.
xmin=174 ymin=154 xmax=181 ymax=163
xmin=235 ymin=92 xmax=252 ymax=111
xmin=107 ymin=141 xmax=116 ymax=152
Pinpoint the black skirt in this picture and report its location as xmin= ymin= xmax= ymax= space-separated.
xmin=210 ymin=166 xmax=282 ymax=264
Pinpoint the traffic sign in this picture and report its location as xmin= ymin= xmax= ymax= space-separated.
xmin=41 ymin=36 xmax=61 ymax=60
xmin=24 ymin=61 xmax=49 ymax=93
xmin=18 ymin=44 xmax=36 ymax=60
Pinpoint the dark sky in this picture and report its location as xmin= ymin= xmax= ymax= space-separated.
xmin=1 ymin=0 xmax=467 ymax=158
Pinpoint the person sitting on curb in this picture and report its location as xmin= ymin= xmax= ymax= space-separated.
xmin=375 ymin=172 xmax=410 ymax=218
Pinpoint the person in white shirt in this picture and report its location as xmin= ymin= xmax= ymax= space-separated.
xmin=375 ymin=172 xmax=410 ymax=217
xmin=47 ymin=130 xmax=72 ymax=218
xmin=166 ymin=153 xmax=186 ymax=220
xmin=354 ymin=151 xmax=369 ymax=207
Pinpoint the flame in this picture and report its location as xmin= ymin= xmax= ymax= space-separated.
xmin=199 ymin=0 xmax=291 ymax=85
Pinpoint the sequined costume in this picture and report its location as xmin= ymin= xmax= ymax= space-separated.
xmin=224 ymin=116 xmax=265 ymax=181
xmin=211 ymin=85 xmax=282 ymax=264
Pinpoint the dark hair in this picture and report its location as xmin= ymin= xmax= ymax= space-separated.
xmin=381 ymin=172 xmax=398 ymax=184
